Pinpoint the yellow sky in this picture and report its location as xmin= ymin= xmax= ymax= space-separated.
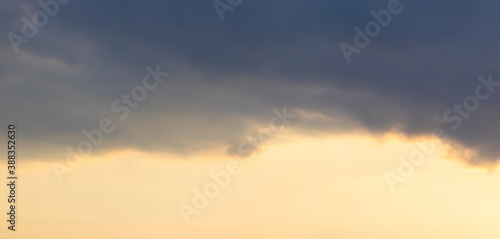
xmin=8 ymin=132 xmax=500 ymax=239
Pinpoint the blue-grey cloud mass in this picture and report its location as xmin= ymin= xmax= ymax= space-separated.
xmin=1 ymin=0 xmax=500 ymax=165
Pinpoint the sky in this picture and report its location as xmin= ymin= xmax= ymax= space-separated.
xmin=1 ymin=0 xmax=500 ymax=238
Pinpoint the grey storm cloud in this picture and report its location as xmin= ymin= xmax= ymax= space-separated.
xmin=1 ymin=0 xmax=500 ymax=164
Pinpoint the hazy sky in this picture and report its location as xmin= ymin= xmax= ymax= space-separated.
xmin=1 ymin=0 xmax=500 ymax=238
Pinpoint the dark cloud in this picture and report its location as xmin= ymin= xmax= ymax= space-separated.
xmin=1 ymin=0 xmax=500 ymax=164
